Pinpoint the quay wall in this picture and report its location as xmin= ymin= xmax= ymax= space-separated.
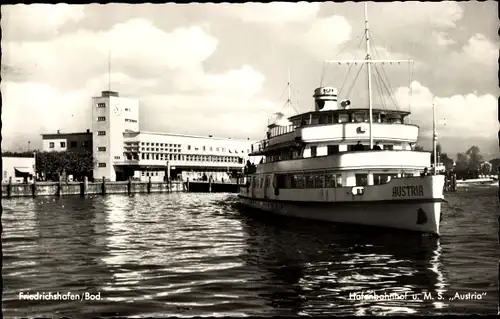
xmin=1 ymin=177 xmax=185 ymax=198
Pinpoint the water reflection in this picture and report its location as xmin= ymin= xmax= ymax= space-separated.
xmin=238 ymin=211 xmax=448 ymax=316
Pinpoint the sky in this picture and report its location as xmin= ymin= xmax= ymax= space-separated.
xmin=1 ymin=2 xmax=499 ymax=159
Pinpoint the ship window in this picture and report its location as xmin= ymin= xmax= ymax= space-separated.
xmin=336 ymin=174 xmax=343 ymax=187
xmin=354 ymin=112 xmax=367 ymax=123
xmin=325 ymin=173 xmax=337 ymax=188
xmin=305 ymin=174 xmax=314 ymax=188
xmin=276 ymin=175 xmax=286 ymax=188
xmin=327 ymin=145 xmax=339 ymax=155
xmin=355 ymin=174 xmax=368 ymax=186
xmin=296 ymin=175 xmax=305 ymax=189
xmin=374 ymin=173 xmax=398 ymax=185
xmin=339 ymin=113 xmax=349 ymax=123
xmin=383 ymin=145 xmax=394 ymax=150
xmin=313 ymin=174 xmax=324 ymax=188
xmin=311 ymin=146 xmax=317 ymax=157
xmin=319 ymin=115 xmax=328 ymax=125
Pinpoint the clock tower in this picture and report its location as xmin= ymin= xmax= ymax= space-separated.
xmin=91 ymin=90 xmax=140 ymax=181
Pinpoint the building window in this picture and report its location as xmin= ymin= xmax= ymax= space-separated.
xmin=60 ymin=142 xmax=66 ymax=148
xmin=188 ymin=145 xmax=191 ymax=150
xmin=98 ymin=147 xmax=106 ymax=152
xmin=70 ymin=141 xmax=77 ymax=148
xmin=98 ymin=163 xmax=106 ymax=167
xmin=203 ymin=146 xmax=206 ymax=151
xmin=97 ymin=103 xmax=106 ymax=108
xmin=114 ymin=156 xmax=120 ymax=160
xmin=49 ymin=142 xmax=55 ymax=148
xmin=98 ymin=131 xmax=106 ymax=136
xmin=97 ymin=116 xmax=106 ymax=121
xmin=141 ymin=153 xmax=145 ymax=159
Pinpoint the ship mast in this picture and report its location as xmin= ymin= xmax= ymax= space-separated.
xmin=324 ymin=2 xmax=413 ymax=150
xmin=365 ymin=2 xmax=374 ymax=149
xmin=433 ymin=102 xmax=437 ymax=175
xmin=287 ymin=67 xmax=291 ymax=118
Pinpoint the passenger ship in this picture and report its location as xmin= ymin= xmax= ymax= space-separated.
xmin=238 ymin=3 xmax=446 ymax=236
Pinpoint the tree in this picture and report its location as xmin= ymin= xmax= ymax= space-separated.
xmin=465 ymin=145 xmax=483 ymax=171
xmin=35 ymin=151 xmax=96 ymax=181
xmin=414 ymin=144 xmax=425 ymax=151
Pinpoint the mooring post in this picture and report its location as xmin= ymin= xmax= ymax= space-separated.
xmin=32 ymin=177 xmax=37 ymax=197
xmin=186 ymin=177 xmax=190 ymax=192
xmin=147 ymin=176 xmax=152 ymax=194
xmin=497 ymin=165 xmax=500 ymax=201
xmin=128 ymin=177 xmax=132 ymax=196
xmin=58 ymin=175 xmax=63 ymax=197
xmin=102 ymin=176 xmax=106 ymax=195
xmin=169 ymin=177 xmax=172 ymax=193
xmin=81 ymin=176 xmax=88 ymax=197
xmin=208 ymin=176 xmax=212 ymax=193
xmin=7 ymin=176 xmax=12 ymax=198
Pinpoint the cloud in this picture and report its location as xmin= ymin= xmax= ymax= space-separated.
xmin=394 ymin=81 xmax=498 ymax=140
xmin=219 ymin=2 xmax=320 ymax=24
xmin=1 ymin=15 xmax=274 ymax=150
xmin=460 ymin=33 xmax=498 ymax=65
xmin=3 ymin=19 xmax=219 ymax=90
xmin=1 ymin=4 xmax=85 ymax=39
xmin=173 ymin=65 xmax=266 ymax=98
xmin=279 ymin=15 xmax=352 ymax=61
xmin=431 ymin=31 xmax=455 ymax=47
xmin=376 ymin=2 xmax=463 ymax=29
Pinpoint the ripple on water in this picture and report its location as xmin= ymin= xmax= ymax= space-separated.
xmin=2 ymin=190 xmax=499 ymax=317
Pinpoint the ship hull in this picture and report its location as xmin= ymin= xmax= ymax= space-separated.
xmin=238 ymin=195 xmax=442 ymax=236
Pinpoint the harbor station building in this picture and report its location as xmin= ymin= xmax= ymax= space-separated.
xmin=42 ymin=90 xmax=257 ymax=182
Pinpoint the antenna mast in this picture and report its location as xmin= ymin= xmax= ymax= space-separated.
xmin=108 ymin=51 xmax=111 ymax=91
xmin=365 ymin=2 xmax=374 ymax=149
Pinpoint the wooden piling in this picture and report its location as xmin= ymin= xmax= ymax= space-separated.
xmin=102 ymin=176 xmax=106 ymax=195
xmin=186 ymin=177 xmax=190 ymax=192
xmin=32 ymin=178 xmax=37 ymax=197
xmin=58 ymin=176 xmax=63 ymax=197
xmin=208 ymin=176 xmax=212 ymax=193
xmin=147 ymin=176 xmax=151 ymax=194
xmin=128 ymin=177 xmax=132 ymax=195
xmin=7 ymin=177 xmax=12 ymax=198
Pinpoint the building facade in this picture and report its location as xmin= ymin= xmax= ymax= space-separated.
xmin=89 ymin=90 xmax=256 ymax=182
xmin=41 ymin=131 xmax=93 ymax=153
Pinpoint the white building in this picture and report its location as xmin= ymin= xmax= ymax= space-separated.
xmin=2 ymin=156 xmax=36 ymax=183
xmin=91 ymin=90 xmax=256 ymax=181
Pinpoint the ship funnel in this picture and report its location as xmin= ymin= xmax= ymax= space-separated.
xmin=313 ymin=87 xmax=338 ymax=111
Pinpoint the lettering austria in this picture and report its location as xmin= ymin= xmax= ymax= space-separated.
xmin=392 ymin=185 xmax=424 ymax=197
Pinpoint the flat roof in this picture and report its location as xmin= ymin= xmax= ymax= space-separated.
xmin=130 ymin=131 xmax=255 ymax=142
xmin=288 ymin=108 xmax=411 ymax=121
xmin=41 ymin=132 xmax=92 ymax=139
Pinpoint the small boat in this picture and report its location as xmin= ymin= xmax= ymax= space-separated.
xmin=238 ymin=2 xmax=445 ymax=236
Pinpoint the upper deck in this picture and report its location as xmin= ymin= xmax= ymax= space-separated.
xmin=250 ymin=108 xmax=416 ymax=155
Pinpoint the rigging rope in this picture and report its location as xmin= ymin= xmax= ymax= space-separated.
xmin=338 ymin=32 xmax=367 ymax=96
xmin=345 ymin=63 xmax=365 ymax=100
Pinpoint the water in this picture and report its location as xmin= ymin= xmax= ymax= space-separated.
xmin=2 ymin=188 xmax=498 ymax=317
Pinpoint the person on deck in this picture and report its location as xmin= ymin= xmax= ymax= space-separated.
xmin=354 ymin=141 xmax=364 ymax=151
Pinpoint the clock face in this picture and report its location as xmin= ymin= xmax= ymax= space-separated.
xmin=113 ymin=105 xmax=122 ymax=115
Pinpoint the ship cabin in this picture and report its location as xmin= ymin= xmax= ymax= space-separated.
xmin=245 ymin=86 xmax=430 ymax=190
